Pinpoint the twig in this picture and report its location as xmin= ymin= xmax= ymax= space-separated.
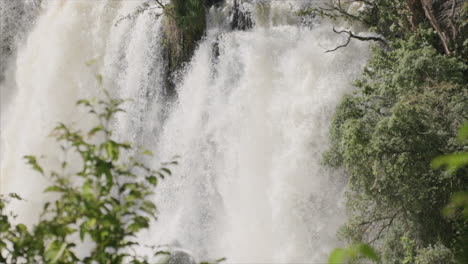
xmin=368 ymin=211 xmax=400 ymax=244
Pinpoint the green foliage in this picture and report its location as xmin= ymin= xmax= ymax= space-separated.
xmin=310 ymin=1 xmax=467 ymax=263
xmin=0 ymin=92 xmax=177 ymax=263
xmin=327 ymin=120 xmax=467 ymax=264
xmin=400 ymin=236 xmax=416 ymax=264
xmin=432 ymin=123 xmax=468 ymax=173
xmin=433 ymin=122 xmax=468 ymax=263
xmin=414 ymin=242 xmax=457 ymax=264
xmin=328 ymin=243 xmax=380 ymax=264
xmin=443 ymin=192 xmax=468 ymax=219
xmin=326 ymin=27 xmax=467 ymax=264
xmin=298 ymin=0 xmax=467 ymax=59
xmin=299 ymin=0 xmax=412 ymax=39
xmin=171 ymin=0 xmax=205 ymax=32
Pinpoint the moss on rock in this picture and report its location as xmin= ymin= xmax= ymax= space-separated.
xmin=162 ymin=0 xmax=207 ymax=96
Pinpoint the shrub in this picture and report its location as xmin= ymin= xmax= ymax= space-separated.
xmin=0 ymin=92 xmax=176 ymax=263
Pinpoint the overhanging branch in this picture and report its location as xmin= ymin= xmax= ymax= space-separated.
xmin=325 ymin=27 xmax=388 ymax=53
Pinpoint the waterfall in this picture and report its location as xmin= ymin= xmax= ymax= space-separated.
xmin=0 ymin=0 xmax=369 ymax=263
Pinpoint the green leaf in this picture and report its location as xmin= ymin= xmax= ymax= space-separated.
xmin=154 ymin=251 xmax=171 ymax=256
xmin=128 ymin=216 xmax=149 ymax=232
xmin=146 ymin=176 xmax=158 ymax=186
xmin=160 ymin=168 xmax=172 ymax=176
xmin=88 ymin=125 xmax=104 ymax=138
xmin=76 ymin=99 xmax=91 ymax=106
xmin=328 ymin=248 xmax=347 ymax=264
xmin=106 ymin=140 xmax=120 ymax=161
xmin=43 ymin=202 xmax=50 ymax=211
xmin=329 ymin=244 xmax=380 ymax=264
xmin=431 ymin=153 xmax=468 ymax=172
xmin=121 ymin=142 xmax=132 ymax=149
xmin=79 ymin=223 xmax=86 ymax=241
xmin=141 ymin=200 xmax=157 ymax=218
xmin=457 ymin=123 xmax=468 ymax=142
xmin=82 ymin=180 xmax=94 ymax=200
xmin=16 ymin=224 xmax=28 ymax=234
xmin=214 ymin=257 xmax=227 ymax=263
xmin=142 ymin=149 xmax=153 ymax=156
xmin=45 ymin=240 xmax=66 ymax=263
xmin=96 ymin=74 xmax=103 ymax=85
xmin=96 ymin=159 xmax=114 ymax=190
xmin=356 ymin=243 xmax=380 ymax=261
xmin=85 ymin=58 xmax=98 ymax=66
xmin=443 ymin=192 xmax=468 ymax=218
xmin=8 ymin=193 xmax=23 ymax=200
xmin=24 ymin=155 xmax=44 ymax=175
xmin=86 ymin=218 xmax=97 ymax=228
xmin=44 ymin=186 xmax=65 ymax=193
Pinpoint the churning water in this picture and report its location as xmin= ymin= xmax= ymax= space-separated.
xmin=0 ymin=0 xmax=369 ymax=263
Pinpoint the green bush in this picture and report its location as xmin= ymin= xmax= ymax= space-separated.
xmin=414 ymin=242 xmax=457 ymax=264
xmin=326 ymin=39 xmax=467 ymax=264
xmin=0 ymin=92 xmax=176 ymax=263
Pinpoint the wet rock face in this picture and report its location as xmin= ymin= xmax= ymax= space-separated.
xmin=0 ymin=0 xmax=39 ymax=83
xmin=205 ymin=0 xmax=224 ymax=8
xmin=161 ymin=0 xmax=206 ymax=97
xmin=167 ymin=251 xmax=197 ymax=264
xmin=230 ymin=0 xmax=253 ymax=30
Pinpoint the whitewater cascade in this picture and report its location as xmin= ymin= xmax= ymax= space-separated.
xmin=0 ymin=0 xmax=369 ymax=263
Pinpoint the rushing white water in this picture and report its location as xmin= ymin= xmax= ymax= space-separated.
xmin=0 ymin=0 xmax=369 ymax=263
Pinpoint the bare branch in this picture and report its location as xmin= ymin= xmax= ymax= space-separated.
xmin=298 ymin=0 xmax=367 ymax=21
xmin=448 ymin=0 xmax=459 ymax=40
xmin=322 ymin=2 xmax=361 ymax=21
xmin=153 ymin=0 xmax=166 ymax=10
xmin=115 ymin=5 xmax=163 ymax=26
xmin=366 ymin=211 xmax=400 ymax=244
xmin=325 ymin=33 xmax=352 ymax=53
xmin=325 ymin=27 xmax=388 ymax=53
xmin=153 ymin=0 xmax=177 ymax=19
xmin=115 ymin=0 xmax=177 ymax=27
xmin=421 ymin=0 xmax=451 ymax=55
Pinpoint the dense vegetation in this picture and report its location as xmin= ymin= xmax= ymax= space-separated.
xmin=299 ymin=0 xmax=468 ymax=263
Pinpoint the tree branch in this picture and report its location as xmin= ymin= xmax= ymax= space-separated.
xmin=115 ymin=0 xmax=178 ymax=26
xmin=322 ymin=1 xmax=361 ymax=21
xmin=326 ymin=32 xmax=352 ymax=53
xmin=367 ymin=211 xmax=400 ymax=244
xmin=421 ymin=0 xmax=451 ymax=55
xmin=325 ymin=27 xmax=388 ymax=53
xmin=153 ymin=0 xmax=177 ymax=19
xmin=153 ymin=0 xmax=166 ymax=10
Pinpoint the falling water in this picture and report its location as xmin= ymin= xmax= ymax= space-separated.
xmin=0 ymin=0 xmax=369 ymax=263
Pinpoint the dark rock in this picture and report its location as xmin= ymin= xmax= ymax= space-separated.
xmin=205 ymin=0 xmax=224 ymax=8
xmin=230 ymin=0 xmax=253 ymax=30
xmin=167 ymin=251 xmax=196 ymax=264
xmin=0 ymin=0 xmax=40 ymax=83
xmin=161 ymin=0 xmax=206 ymax=97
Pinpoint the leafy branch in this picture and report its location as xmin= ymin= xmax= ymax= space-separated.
xmin=0 ymin=92 xmax=177 ymax=263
